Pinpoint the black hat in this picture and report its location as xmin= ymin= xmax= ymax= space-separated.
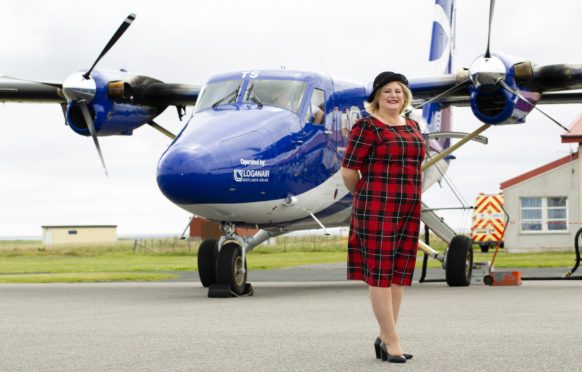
xmin=366 ymin=71 xmax=409 ymax=103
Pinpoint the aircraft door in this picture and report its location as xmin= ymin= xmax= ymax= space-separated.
xmin=303 ymin=88 xmax=335 ymax=184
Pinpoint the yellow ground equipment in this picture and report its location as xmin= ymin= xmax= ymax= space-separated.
xmin=471 ymin=193 xmax=506 ymax=253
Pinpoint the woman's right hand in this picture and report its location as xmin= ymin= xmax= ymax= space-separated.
xmin=341 ymin=167 xmax=361 ymax=193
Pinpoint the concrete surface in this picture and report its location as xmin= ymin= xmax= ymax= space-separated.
xmin=1 ymin=271 xmax=581 ymax=371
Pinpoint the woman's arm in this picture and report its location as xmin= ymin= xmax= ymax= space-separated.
xmin=341 ymin=166 xmax=360 ymax=193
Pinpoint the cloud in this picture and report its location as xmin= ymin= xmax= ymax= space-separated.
xmin=1 ymin=0 xmax=581 ymax=236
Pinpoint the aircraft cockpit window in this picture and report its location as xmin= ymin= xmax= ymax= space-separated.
xmin=196 ymin=80 xmax=242 ymax=112
xmin=303 ymin=88 xmax=325 ymax=124
xmin=242 ymin=80 xmax=306 ymax=113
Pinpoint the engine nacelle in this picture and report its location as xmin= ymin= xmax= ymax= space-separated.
xmin=468 ymin=53 xmax=538 ymax=125
xmin=469 ymin=85 xmax=518 ymax=124
xmin=65 ymin=69 xmax=165 ymax=136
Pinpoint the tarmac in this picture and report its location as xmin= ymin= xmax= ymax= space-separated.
xmin=1 ymin=264 xmax=582 ymax=371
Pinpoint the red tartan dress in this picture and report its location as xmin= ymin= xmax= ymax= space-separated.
xmin=342 ymin=116 xmax=426 ymax=287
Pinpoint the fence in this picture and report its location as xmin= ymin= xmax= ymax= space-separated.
xmin=132 ymin=235 xmax=348 ymax=253
xmin=133 ymin=237 xmax=199 ymax=253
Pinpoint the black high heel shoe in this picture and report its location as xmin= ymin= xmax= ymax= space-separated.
xmin=379 ymin=341 xmax=406 ymax=363
xmin=374 ymin=337 xmax=413 ymax=360
xmin=380 ymin=341 xmax=406 ymax=363
xmin=374 ymin=337 xmax=382 ymax=359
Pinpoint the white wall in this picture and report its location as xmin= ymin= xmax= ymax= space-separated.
xmin=503 ymin=150 xmax=580 ymax=252
xmin=42 ymin=226 xmax=117 ymax=246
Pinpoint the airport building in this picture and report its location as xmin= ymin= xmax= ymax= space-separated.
xmin=500 ymin=116 xmax=582 ymax=252
xmin=41 ymin=225 xmax=117 ymax=246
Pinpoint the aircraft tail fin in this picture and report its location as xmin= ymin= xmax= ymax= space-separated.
xmin=423 ymin=0 xmax=455 ymax=149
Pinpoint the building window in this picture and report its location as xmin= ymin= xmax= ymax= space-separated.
xmin=520 ymin=197 xmax=567 ymax=232
xmin=547 ymin=197 xmax=567 ymax=231
xmin=68 ymin=230 xmax=78 ymax=235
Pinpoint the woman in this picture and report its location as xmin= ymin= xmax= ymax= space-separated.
xmin=341 ymin=71 xmax=425 ymax=363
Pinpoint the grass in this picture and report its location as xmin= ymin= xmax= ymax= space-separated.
xmin=0 ymin=236 xmax=579 ymax=283
xmin=0 ymin=272 xmax=176 ymax=283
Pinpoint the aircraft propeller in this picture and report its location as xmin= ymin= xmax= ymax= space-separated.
xmin=1 ymin=12 xmax=189 ymax=176
xmin=67 ymin=13 xmax=137 ymax=176
xmin=415 ymin=0 xmax=569 ymax=132
xmin=78 ymin=99 xmax=109 ymax=176
xmin=83 ymin=13 xmax=136 ymax=80
xmin=484 ymin=0 xmax=495 ymax=59
xmin=0 ymin=75 xmax=62 ymax=89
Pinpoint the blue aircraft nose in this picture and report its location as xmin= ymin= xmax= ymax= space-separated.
xmin=156 ymin=108 xmax=303 ymax=206
xmin=156 ymin=142 xmax=229 ymax=205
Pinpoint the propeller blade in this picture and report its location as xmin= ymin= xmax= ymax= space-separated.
xmin=0 ymin=74 xmax=62 ymax=89
xmin=60 ymin=103 xmax=68 ymax=126
xmin=83 ymin=13 xmax=136 ymax=79
xmin=484 ymin=0 xmax=495 ymax=58
xmin=497 ymin=79 xmax=570 ymax=133
xmin=77 ymin=100 xmax=110 ymax=176
xmin=413 ymin=78 xmax=470 ymax=110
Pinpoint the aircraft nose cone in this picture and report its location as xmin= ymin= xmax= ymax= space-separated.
xmin=157 ymin=144 xmax=230 ymax=205
xmin=159 ymin=145 xmax=213 ymax=175
xmin=156 ymin=108 xmax=299 ymax=207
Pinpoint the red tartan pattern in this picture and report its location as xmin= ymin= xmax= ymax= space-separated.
xmin=342 ymin=117 xmax=426 ymax=287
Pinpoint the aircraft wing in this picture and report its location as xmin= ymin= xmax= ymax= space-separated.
xmin=0 ymin=80 xmax=65 ymax=103
xmin=410 ymin=63 xmax=582 ymax=107
xmin=0 ymin=74 xmax=199 ymax=177
xmin=0 ymin=77 xmax=200 ymax=106
xmin=536 ymin=91 xmax=582 ymax=104
xmin=134 ymin=83 xmax=200 ymax=106
xmin=410 ymin=74 xmax=470 ymax=107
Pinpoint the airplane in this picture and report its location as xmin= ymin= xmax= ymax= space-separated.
xmin=2 ymin=0 xmax=582 ymax=296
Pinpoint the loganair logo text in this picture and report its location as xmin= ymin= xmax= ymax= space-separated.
xmin=234 ymin=159 xmax=270 ymax=182
xmin=234 ymin=169 xmax=270 ymax=182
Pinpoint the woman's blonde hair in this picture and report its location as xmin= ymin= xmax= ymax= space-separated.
xmin=364 ymin=82 xmax=412 ymax=115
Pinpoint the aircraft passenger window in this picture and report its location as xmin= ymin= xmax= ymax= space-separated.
xmin=242 ymin=80 xmax=306 ymax=113
xmin=304 ymin=88 xmax=325 ymax=124
xmin=339 ymin=106 xmax=361 ymax=138
xmin=348 ymin=106 xmax=361 ymax=126
xmin=196 ymin=80 xmax=242 ymax=112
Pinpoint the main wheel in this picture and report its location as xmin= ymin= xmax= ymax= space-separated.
xmin=197 ymin=239 xmax=218 ymax=287
xmin=216 ymin=243 xmax=247 ymax=295
xmin=445 ymin=235 xmax=473 ymax=286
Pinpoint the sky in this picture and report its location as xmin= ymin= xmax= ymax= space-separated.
xmin=1 ymin=0 xmax=581 ymax=237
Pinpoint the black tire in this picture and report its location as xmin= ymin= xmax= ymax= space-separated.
xmin=445 ymin=235 xmax=473 ymax=287
xmin=216 ymin=243 xmax=247 ymax=295
xmin=483 ymin=275 xmax=494 ymax=286
xmin=197 ymin=239 xmax=218 ymax=287
xmin=479 ymin=244 xmax=490 ymax=253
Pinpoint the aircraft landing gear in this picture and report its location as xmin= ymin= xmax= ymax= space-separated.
xmin=197 ymin=239 xmax=218 ymax=287
xmin=445 ymin=235 xmax=474 ymax=286
xmin=198 ymin=223 xmax=275 ymax=298
xmin=214 ymin=242 xmax=249 ymax=296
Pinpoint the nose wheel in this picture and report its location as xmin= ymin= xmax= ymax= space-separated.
xmin=198 ymin=224 xmax=275 ymax=297
xmin=208 ymin=242 xmax=253 ymax=297
xmin=198 ymin=239 xmax=252 ymax=296
xmin=197 ymin=239 xmax=218 ymax=287
xmin=216 ymin=243 xmax=248 ymax=295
